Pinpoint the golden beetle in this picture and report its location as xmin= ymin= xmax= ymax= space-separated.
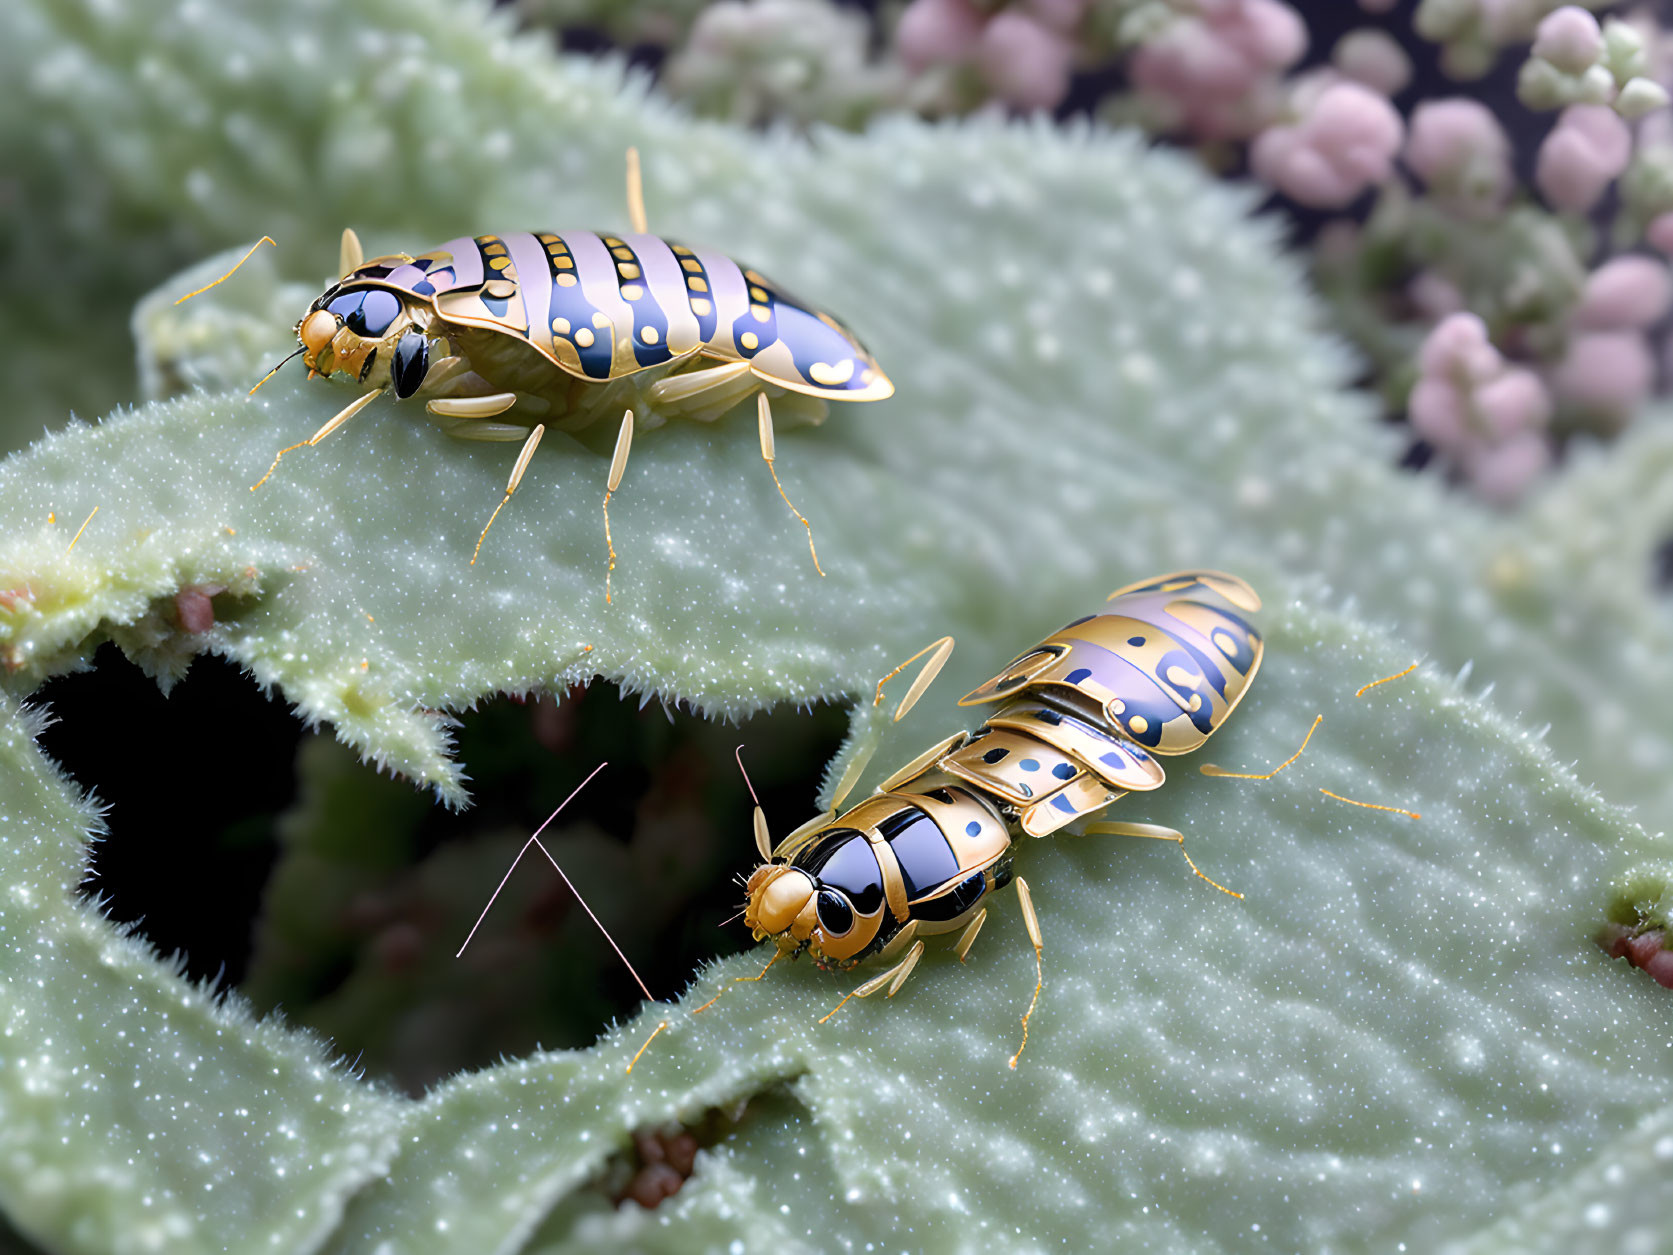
xmin=251 ymin=152 xmax=892 ymax=584
xmin=742 ymin=571 xmax=1263 ymax=1063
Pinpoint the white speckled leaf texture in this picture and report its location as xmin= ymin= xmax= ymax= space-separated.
xmin=3 ymin=0 xmax=1673 ymax=1251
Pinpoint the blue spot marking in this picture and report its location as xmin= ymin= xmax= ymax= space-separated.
xmin=482 ymin=296 xmax=510 ymax=318
xmin=411 ymin=280 xmax=436 ymax=296
xmin=1052 ymin=763 xmax=1075 ymax=780
xmin=981 ymin=746 xmax=1009 ymax=764
xmin=1065 ymin=667 xmax=1092 ymax=684
xmin=1128 ymin=636 xmax=1146 ymax=647
xmin=1051 ymin=794 xmax=1076 ymax=813
xmin=1100 ymin=751 xmax=1129 ymax=768
xmin=965 ymin=821 xmax=981 ymax=837
xmin=1019 ymin=759 xmax=1040 ymax=772
xmin=775 ymin=301 xmax=867 ymax=391
xmin=1031 ymin=708 xmax=1063 ymax=725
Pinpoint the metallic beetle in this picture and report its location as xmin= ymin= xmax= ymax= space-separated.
xmin=297 ymin=229 xmax=892 ymax=422
xmin=261 ymin=157 xmax=892 ymax=576
xmin=743 ymin=571 xmax=1263 ymax=1020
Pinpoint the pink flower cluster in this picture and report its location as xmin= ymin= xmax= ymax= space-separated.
xmin=1553 ymin=255 xmax=1668 ymax=428
xmin=1251 ymin=81 xmax=1404 ymax=208
xmin=1404 ymin=98 xmax=1513 ymax=216
xmin=1536 ymin=103 xmax=1632 ymax=212
xmin=895 ymin=0 xmax=1094 ymax=111
xmin=1128 ymin=0 xmax=1308 ymax=140
xmin=1409 ymin=313 xmax=1553 ymax=504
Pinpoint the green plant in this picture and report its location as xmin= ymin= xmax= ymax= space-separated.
xmin=4 ymin=0 xmax=1673 ymax=1251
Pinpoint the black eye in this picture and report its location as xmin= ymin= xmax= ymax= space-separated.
xmin=326 ymin=292 xmax=363 ymax=320
xmin=351 ymin=289 xmax=401 ymax=337
xmin=390 ymin=330 xmax=429 ymax=399
xmin=815 ymin=891 xmax=853 ymax=937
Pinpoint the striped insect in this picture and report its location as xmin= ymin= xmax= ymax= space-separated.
xmin=741 ymin=571 xmax=1262 ymax=1065
xmin=251 ymin=152 xmax=892 ymax=590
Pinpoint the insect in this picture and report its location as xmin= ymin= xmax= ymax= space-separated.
xmin=741 ymin=570 xmax=1263 ymax=1065
xmin=252 ymin=151 xmax=893 ymax=588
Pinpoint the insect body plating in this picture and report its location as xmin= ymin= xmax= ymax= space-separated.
xmin=298 ymin=229 xmax=891 ymax=419
xmin=742 ymin=571 xmax=1263 ymax=1058
xmin=261 ymin=156 xmax=892 ymax=582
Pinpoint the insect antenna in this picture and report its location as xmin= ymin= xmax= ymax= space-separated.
xmin=173 ymin=236 xmax=276 ymax=305
xmin=248 ymin=346 xmax=306 ymax=397
xmin=455 ymin=761 xmax=655 ymax=1005
xmin=736 ymin=744 xmax=773 ymax=861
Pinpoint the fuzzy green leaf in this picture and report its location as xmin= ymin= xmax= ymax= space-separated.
xmin=5 ymin=0 xmax=1673 ymax=1251
xmin=0 ymin=695 xmax=406 ymax=1254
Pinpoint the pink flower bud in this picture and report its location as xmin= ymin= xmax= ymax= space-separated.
xmin=1408 ymin=377 xmax=1469 ymax=445
xmin=895 ymin=0 xmax=986 ymax=71
xmin=1536 ymin=104 xmax=1632 ymax=213
xmin=1551 ymin=330 xmax=1655 ymax=422
xmin=1531 ymin=6 xmax=1603 ymax=76
xmin=1404 ymin=99 xmax=1511 ymax=212
xmin=1222 ymin=0 xmax=1308 ymax=72
xmin=1574 ymin=256 xmax=1673 ymax=329
xmin=1477 ymin=0 xmax=1530 ymax=42
xmin=1334 ymin=28 xmax=1412 ymax=96
xmin=1250 ymin=81 xmax=1403 ymax=208
xmin=1472 ymin=367 xmax=1552 ymax=438
xmin=976 ymin=11 xmax=1075 ymax=110
xmin=1419 ymin=312 xmax=1500 ymax=382
xmin=1647 ymin=212 xmax=1673 ymax=254
xmin=1465 ymin=431 xmax=1552 ymax=505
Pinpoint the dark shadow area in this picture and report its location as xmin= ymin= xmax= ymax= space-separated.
xmin=38 ymin=646 xmax=847 ymax=1095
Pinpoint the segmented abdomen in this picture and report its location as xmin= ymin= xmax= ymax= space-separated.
xmin=351 ymin=231 xmax=892 ymax=401
xmin=944 ymin=572 xmax=1264 ymax=836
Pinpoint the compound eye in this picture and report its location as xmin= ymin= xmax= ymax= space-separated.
xmin=390 ymin=329 xmax=429 ymax=399
xmin=815 ymin=890 xmax=854 ymax=938
xmin=351 ymin=289 xmax=401 ymax=338
xmin=325 ymin=292 xmax=363 ymax=321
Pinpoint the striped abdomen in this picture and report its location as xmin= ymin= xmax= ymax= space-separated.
xmin=345 ymin=231 xmax=892 ymax=402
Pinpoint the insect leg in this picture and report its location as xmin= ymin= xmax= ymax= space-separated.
xmin=873 ymin=635 xmax=955 ymax=722
xmin=776 ymin=807 xmax=838 ymax=855
xmin=419 ymin=355 xmax=467 ymax=394
xmin=876 ymin=731 xmax=968 ymax=794
xmin=1009 ymin=878 xmax=1043 ymax=1069
xmin=1199 ymin=715 xmax=1320 ymax=780
xmin=825 ymin=640 xmax=958 ymax=812
xmin=471 ymin=423 xmax=546 ymax=566
xmin=625 ymin=146 xmax=649 ymax=235
xmin=426 ymin=392 xmax=521 ymax=420
xmin=340 ymin=227 xmax=364 ymax=277
xmin=818 ymin=938 xmax=926 ymax=1024
xmin=827 ymin=743 xmax=875 ymax=812
xmin=251 ymin=387 xmax=384 ymax=490
xmin=757 ymin=393 xmax=823 ymax=576
xmin=603 ymin=409 xmax=634 ymax=604
xmin=954 ymin=906 xmax=988 ymax=963
xmin=1078 ymin=820 xmax=1243 ymax=899
xmin=643 ymin=360 xmax=753 ymax=414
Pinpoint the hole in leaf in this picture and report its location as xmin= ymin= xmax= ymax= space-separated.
xmin=40 ymin=646 xmax=847 ymax=1096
